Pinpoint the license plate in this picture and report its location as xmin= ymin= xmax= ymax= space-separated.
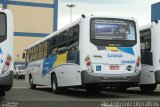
xmin=109 ymin=66 xmax=120 ymax=70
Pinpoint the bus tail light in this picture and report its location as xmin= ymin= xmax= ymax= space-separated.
xmin=135 ymin=56 xmax=141 ymax=73
xmin=85 ymin=56 xmax=93 ymax=72
xmin=2 ymin=55 xmax=12 ymax=74
xmin=5 ymin=61 xmax=10 ymax=66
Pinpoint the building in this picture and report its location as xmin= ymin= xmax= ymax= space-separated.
xmin=0 ymin=0 xmax=58 ymax=64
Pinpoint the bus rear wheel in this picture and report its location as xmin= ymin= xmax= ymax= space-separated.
xmin=29 ymin=76 xmax=36 ymax=89
xmin=0 ymin=89 xmax=5 ymax=96
xmin=51 ymin=74 xmax=61 ymax=94
xmin=140 ymin=84 xmax=157 ymax=92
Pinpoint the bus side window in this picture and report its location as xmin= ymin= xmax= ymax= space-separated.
xmin=68 ymin=25 xmax=79 ymax=51
xmin=140 ymin=29 xmax=151 ymax=52
xmin=58 ymin=31 xmax=67 ymax=54
xmin=43 ymin=40 xmax=49 ymax=58
xmin=31 ymin=48 xmax=34 ymax=61
xmin=50 ymin=35 xmax=57 ymax=56
xmin=141 ymin=42 xmax=145 ymax=51
xmin=67 ymin=25 xmax=79 ymax=63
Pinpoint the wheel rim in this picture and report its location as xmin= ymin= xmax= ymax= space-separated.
xmin=52 ymin=78 xmax=56 ymax=91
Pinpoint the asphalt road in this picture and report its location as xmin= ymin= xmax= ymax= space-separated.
xmin=0 ymin=78 xmax=160 ymax=107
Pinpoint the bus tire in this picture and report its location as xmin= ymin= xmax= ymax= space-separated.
xmin=29 ymin=76 xmax=36 ymax=89
xmin=140 ymin=84 xmax=157 ymax=92
xmin=86 ymin=85 xmax=101 ymax=94
xmin=51 ymin=74 xmax=61 ymax=94
xmin=0 ymin=89 xmax=5 ymax=96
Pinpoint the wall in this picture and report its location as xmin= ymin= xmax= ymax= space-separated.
xmin=0 ymin=0 xmax=58 ymax=62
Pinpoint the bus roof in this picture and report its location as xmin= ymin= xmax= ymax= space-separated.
xmin=24 ymin=15 xmax=137 ymax=50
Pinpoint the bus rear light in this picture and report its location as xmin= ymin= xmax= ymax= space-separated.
xmin=86 ymin=61 xmax=91 ymax=66
xmin=5 ymin=61 xmax=10 ymax=66
xmin=136 ymin=57 xmax=141 ymax=66
xmin=85 ymin=56 xmax=93 ymax=72
xmin=85 ymin=57 xmax=90 ymax=62
xmin=135 ymin=56 xmax=141 ymax=73
xmin=1 ymin=55 xmax=12 ymax=74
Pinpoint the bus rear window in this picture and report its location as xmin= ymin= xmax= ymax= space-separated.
xmin=0 ymin=13 xmax=6 ymax=36
xmin=0 ymin=13 xmax=7 ymax=43
xmin=90 ymin=18 xmax=137 ymax=47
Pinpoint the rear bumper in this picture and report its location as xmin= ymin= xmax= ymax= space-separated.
xmin=81 ymin=70 xmax=140 ymax=86
xmin=0 ymin=70 xmax=13 ymax=91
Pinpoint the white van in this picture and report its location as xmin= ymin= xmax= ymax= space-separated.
xmin=14 ymin=65 xmax=26 ymax=79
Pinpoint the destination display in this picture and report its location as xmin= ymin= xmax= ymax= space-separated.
xmin=94 ymin=19 xmax=136 ymax=41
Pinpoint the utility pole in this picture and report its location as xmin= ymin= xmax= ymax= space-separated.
xmin=66 ymin=4 xmax=76 ymax=23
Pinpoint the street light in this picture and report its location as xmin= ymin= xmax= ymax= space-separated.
xmin=66 ymin=4 xmax=76 ymax=23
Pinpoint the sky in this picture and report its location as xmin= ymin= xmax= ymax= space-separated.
xmin=58 ymin=0 xmax=160 ymax=29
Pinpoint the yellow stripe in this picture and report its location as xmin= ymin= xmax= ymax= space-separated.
xmin=53 ymin=53 xmax=67 ymax=67
xmin=106 ymin=47 xmax=119 ymax=51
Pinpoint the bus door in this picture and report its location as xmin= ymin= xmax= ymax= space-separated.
xmin=140 ymin=30 xmax=155 ymax=84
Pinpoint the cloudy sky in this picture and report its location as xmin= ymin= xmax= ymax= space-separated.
xmin=58 ymin=0 xmax=160 ymax=29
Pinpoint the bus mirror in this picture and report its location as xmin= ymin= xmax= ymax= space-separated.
xmin=22 ymin=53 xmax=25 ymax=59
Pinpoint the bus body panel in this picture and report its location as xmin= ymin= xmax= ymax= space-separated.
xmin=151 ymin=22 xmax=160 ymax=83
xmin=0 ymin=9 xmax=14 ymax=92
xmin=140 ymin=22 xmax=160 ymax=84
xmin=140 ymin=65 xmax=155 ymax=84
xmin=53 ymin=64 xmax=81 ymax=87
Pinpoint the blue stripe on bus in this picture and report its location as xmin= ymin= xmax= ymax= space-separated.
xmin=43 ymin=55 xmax=57 ymax=76
xmin=14 ymin=32 xmax=49 ymax=37
xmin=7 ymin=1 xmax=54 ymax=8
xmin=0 ymin=48 xmax=2 ymax=54
xmin=118 ymin=47 xmax=134 ymax=55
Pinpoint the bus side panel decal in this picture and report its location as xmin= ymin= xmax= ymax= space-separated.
xmin=42 ymin=52 xmax=80 ymax=77
xmin=0 ymin=47 xmax=2 ymax=54
xmin=97 ymin=46 xmax=134 ymax=55
xmin=118 ymin=47 xmax=134 ymax=55
xmin=43 ymin=55 xmax=57 ymax=76
xmin=53 ymin=53 xmax=67 ymax=67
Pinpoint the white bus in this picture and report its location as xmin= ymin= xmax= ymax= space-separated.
xmin=0 ymin=9 xmax=14 ymax=96
xmin=139 ymin=21 xmax=160 ymax=92
xmin=23 ymin=15 xmax=141 ymax=94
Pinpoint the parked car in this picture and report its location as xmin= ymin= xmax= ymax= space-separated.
xmin=14 ymin=65 xmax=26 ymax=79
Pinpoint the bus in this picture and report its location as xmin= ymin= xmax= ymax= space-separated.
xmin=0 ymin=9 xmax=14 ymax=96
xmin=23 ymin=15 xmax=141 ymax=94
xmin=139 ymin=20 xmax=160 ymax=92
